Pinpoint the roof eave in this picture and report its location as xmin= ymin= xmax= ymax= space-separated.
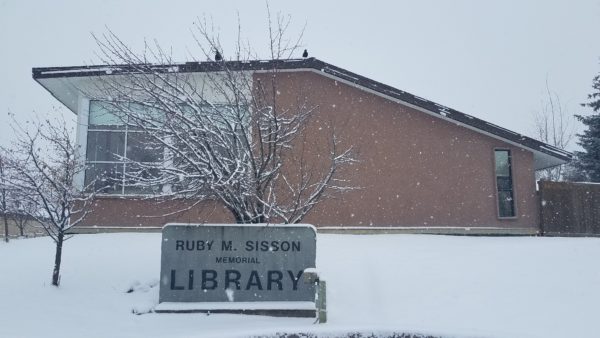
xmin=31 ymin=57 xmax=573 ymax=165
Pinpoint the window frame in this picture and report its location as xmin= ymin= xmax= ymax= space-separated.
xmin=84 ymin=100 xmax=165 ymax=196
xmin=493 ymin=148 xmax=517 ymax=219
xmin=84 ymin=100 xmax=248 ymax=197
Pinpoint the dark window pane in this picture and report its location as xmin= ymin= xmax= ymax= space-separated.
xmin=126 ymin=132 xmax=163 ymax=163
xmin=498 ymin=190 xmax=515 ymax=217
xmin=496 ymin=176 xmax=513 ymax=191
xmin=84 ymin=163 xmax=124 ymax=194
xmin=86 ymin=131 xmax=125 ymax=162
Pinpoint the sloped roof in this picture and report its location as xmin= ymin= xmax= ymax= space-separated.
xmin=32 ymin=57 xmax=572 ymax=169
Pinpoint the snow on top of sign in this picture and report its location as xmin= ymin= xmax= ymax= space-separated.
xmin=162 ymin=223 xmax=317 ymax=232
xmin=303 ymin=268 xmax=321 ymax=281
xmin=303 ymin=268 xmax=319 ymax=275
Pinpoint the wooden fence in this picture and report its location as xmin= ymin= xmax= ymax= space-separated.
xmin=539 ymin=181 xmax=600 ymax=236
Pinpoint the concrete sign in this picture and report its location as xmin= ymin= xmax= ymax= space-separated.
xmin=159 ymin=223 xmax=317 ymax=304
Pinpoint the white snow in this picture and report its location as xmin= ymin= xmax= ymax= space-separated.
xmin=225 ymin=288 xmax=235 ymax=302
xmin=1 ymin=233 xmax=600 ymax=338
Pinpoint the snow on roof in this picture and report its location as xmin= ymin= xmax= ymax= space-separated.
xmin=32 ymin=57 xmax=572 ymax=165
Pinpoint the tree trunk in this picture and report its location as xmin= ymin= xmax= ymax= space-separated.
xmin=2 ymin=214 xmax=8 ymax=243
xmin=19 ymin=224 xmax=24 ymax=237
xmin=52 ymin=231 xmax=64 ymax=286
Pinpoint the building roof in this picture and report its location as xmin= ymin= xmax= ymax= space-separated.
xmin=32 ymin=58 xmax=572 ymax=169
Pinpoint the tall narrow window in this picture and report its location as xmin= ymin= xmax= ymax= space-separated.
xmin=494 ymin=149 xmax=515 ymax=218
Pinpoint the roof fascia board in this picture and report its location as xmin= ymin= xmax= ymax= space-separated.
xmin=32 ymin=59 xmax=314 ymax=80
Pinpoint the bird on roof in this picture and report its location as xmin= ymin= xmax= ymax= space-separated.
xmin=302 ymin=49 xmax=308 ymax=58
xmin=214 ymin=50 xmax=222 ymax=61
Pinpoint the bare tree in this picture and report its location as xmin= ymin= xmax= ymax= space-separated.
xmin=533 ymin=80 xmax=574 ymax=181
xmin=0 ymin=156 xmax=9 ymax=242
xmin=86 ymin=15 xmax=356 ymax=224
xmin=3 ymin=115 xmax=95 ymax=286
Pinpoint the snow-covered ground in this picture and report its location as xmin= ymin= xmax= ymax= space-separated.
xmin=1 ymin=233 xmax=599 ymax=338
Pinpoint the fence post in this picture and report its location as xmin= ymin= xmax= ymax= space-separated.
xmin=538 ymin=180 xmax=545 ymax=236
xmin=317 ymin=280 xmax=327 ymax=323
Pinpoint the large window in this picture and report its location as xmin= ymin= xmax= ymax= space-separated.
xmin=84 ymin=101 xmax=163 ymax=195
xmin=85 ymin=101 xmax=248 ymax=196
xmin=494 ymin=149 xmax=515 ymax=218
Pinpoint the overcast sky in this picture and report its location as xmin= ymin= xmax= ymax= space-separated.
xmin=1 ymin=0 xmax=599 ymax=150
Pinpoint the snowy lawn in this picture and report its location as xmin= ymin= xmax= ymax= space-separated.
xmin=1 ymin=233 xmax=599 ymax=338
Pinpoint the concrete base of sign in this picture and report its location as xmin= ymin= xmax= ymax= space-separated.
xmin=154 ymin=301 xmax=316 ymax=318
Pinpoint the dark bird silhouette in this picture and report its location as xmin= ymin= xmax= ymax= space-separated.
xmin=302 ymin=49 xmax=308 ymax=58
xmin=214 ymin=50 xmax=222 ymax=61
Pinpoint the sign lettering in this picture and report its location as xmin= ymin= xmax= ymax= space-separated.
xmin=159 ymin=224 xmax=316 ymax=303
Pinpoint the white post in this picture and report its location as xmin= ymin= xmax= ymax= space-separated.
xmin=73 ymin=97 xmax=90 ymax=190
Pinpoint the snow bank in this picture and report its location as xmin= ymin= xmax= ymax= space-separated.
xmin=1 ymin=233 xmax=599 ymax=337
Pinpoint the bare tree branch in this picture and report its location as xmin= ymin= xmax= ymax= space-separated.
xmin=2 ymin=114 xmax=97 ymax=285
xmin=533 ymin=79 xmax=575 ymax=181
xmin=84 ymin=14 xmax=356 ymax=224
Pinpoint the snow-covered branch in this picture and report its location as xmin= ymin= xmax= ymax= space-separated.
xmin=85 ymin=17 xmax=357 ymax=224
xmin=2 ymin=115 xmax=97 ymax=285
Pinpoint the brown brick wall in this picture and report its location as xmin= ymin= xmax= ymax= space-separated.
xmin=269 ymin=71 xmax=538 ymax=228
xmin=79 ymin=70 xmax=539 ymax=230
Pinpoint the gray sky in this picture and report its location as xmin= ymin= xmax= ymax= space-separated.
xmin=1 ymin=0 xmax=599 ymax=150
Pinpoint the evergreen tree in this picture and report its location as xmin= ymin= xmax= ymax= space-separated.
xmin=574 ymin=71 xmax=600 ymax=181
